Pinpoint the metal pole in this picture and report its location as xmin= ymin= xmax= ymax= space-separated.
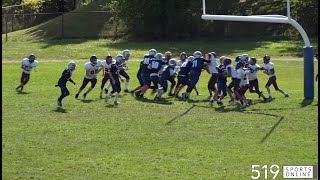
xmin=11 ymin=14 xmax=13 ymax=32
xmin=5 ymin=15 xmax=8 ymax=42
xmin=287 ymin=0 xmax=291 ymax=19
xmin=61 ymin=13 xmax=64 ymax=38
xmin=202 ymin=0 xmax=206 ymax=15
xmin=23 ymin=14 xmax=25 ymax=29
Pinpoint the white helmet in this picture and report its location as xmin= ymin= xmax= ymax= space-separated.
xmin=241 ymin=54 xmax=249 ymax=62
xmin=219 ymin=56 xmax=227 ymax=64
xmin=193 ymin=51 xmax=202 ymax=58
xmin=68 ymin=61 xmax=77 ymax=70
xmin=169 ymin=58 xmax=176 ymax=66
xmin=149 ymin=49 xmax=157 ymax=56
xmin=154 ymin=53 xmax=163 ymax=60
xmin=115 ymin=54 xmax=124 ymax=63
xmin=187 ymin=56 xmax=195 ymax=62
xmin=123 ymin=49 xmax=131 ymax=58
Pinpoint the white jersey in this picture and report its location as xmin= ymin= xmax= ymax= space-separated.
xmin=226 ymin=64 xmax=240 ymax=79
xmin=208 ymin=56 xmax=218 ymax=74
xmin=176 ymin=60 xmax=186 ymax=68
xmin=237 ymin=68 xmax=249 ymax=87
xmin=21 ymin=58 xmax=38 ymax=74
xmin=247 ymin=64 xmax=261 ymax=81
xmin=101 ymin=60 xmax=115 ymax=73
xmin=84 ymin=60 xmax=102 ymax=79
xmin=263 ymin=62 xmax=276 ymax=77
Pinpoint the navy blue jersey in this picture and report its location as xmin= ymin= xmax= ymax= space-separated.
xmin=217 ymin=65 xmax=227 ymax=83
xmin=191 ymin=57 xmax=208 ymax=71
xmin=110 ymin=63 xmax=119 ymax=79
xmin=58 ymin=68 xmax=73 ymax=84
xmin=179 ymin=61 xmax=193 ymax=76
xmin=149 ymin=59 xmax=162 ymax=74
xmin=141 ymin=55 xmax=154 ymax=73
xmin=137 ymin=60 xmax=143 ymax=75
xmin=161 ymin=65 xmax=175 ymax=80
xmin=162 ymin=59 xmax=169 ymax=66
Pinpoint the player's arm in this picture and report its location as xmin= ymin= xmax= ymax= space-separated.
xmin=86 ymin=70 xmax=91 ymax=77
xmin=227 ymin=67 xmax=232 ymax=77
xmin=68 ymin=78 xmax=76 ymax=85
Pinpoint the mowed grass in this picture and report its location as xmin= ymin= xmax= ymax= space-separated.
xmin=2 ymin=54 xmax=318 ymax=179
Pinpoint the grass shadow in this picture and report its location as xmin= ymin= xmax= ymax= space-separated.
xmin=81 ymin=99 xmax=95 ymax=103
xmin=245 ymin=111 xmax=284 ymax=144
xmin=300 ymin=99 xmax=314 ymax=107
xmin=166 ymin=105 xmax=196 ymax=125
xmin=16 ymin=91 xmax=31 ymax=95
xmin=53 ymin=107 xmax=67 ymax=113
xmin=134 ymin=97 xmax=173 ymax=105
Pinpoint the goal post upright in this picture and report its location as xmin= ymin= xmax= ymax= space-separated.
xmin=201 ymin=0 xmax=314 ymax=99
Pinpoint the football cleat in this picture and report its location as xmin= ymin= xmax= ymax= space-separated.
xmin=82 ymin=94 xmax=87 ymax=100
xmin=124 ymin=89 xmax=130 ymax=93
xmin=75 ymin=94 xmax=79 ymax=99
xmin=284 ymin=93 xmax=289 ymax=97
xmin=154 ymin=97 xmax=161 ymax=101
xmin=228 ymin=100 xmax=235 ymax=106
xmin=104 ymin=95 xmax=109 ymax=102
xmin=114 ymin=101 xmax=119 ymax=106
xmin=217 ymin=100 xmax=223 ymax=106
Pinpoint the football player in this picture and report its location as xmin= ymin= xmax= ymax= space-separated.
xmin=104 ymin=54 xmax=124 ymax=105
xmin=154 ymin=59 xmax=177 ymax=101
xmin=55 ymin=61 xmax=77 ymax=108
xmin=247 ymin=57 xmax=268 ymax=101
xmin=206 ymin=52 xmax=219 ymax=103
xmin=224 ymin=57 xmax=242 ymax=105
xmin=134 ymin=49 xmax=157 ymax=98
xmin=236 ymin=61 xmax=250 ymax=108
xmin=182 ymin=51 xmax=210 ymax=101
xmin=162 ymin=51 xmax=177 ymax=96
xmin=261 ymin=55 xmax=289 ymax=100
xmin=216 ymin=56 xmax=228 ymax=105
xmin=16 ymin=54 xmax=39 ymax=91
xmin=75 ymin=55 xmax=102 ymax=100
xmin=99 ymin=55 xmax=115 ymax=98
xmin=173 ymin=56 xmax=194 ymax=97
xmin=148 ymin=53 xmax=163 ymax=91
xmin=120 ymin=49 xmax=131 ymax=92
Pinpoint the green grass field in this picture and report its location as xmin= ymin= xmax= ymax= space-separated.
xmin=2 ymin=37 xmax=319 ymax=179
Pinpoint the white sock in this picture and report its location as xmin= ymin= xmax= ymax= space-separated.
xmin=114 ymin=92 xmax=119 ymax=102
xmin=106 ymin=82 xmax=112 ymax=90
xmin=157 ymin=89 xmax=165 ymax=97
xmin=125 ymin=81 xmax=130 ymax=90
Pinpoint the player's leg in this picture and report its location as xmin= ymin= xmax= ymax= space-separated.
xmin=155 ymin=79 xmax=168 ymax=100
xmin=253 ymin=79 xmax=267 ymax=101
xmin=100 ymin=75 xmax=109 ymax=98
xmin=209 ymin=74 xmax=218 ymax=102
xmin=58 ymin=84 xmax=70 ymax=108
xmin=113 ymin=80 xmax=122 ymax=105
xmin=16 ymin=72 xmax=30 ymax=91
xmin=265 ymin=77 xmax=274 ymax=100
xmin=75 ymin=78 xmax=90 ymax=98
xmin=119 ymin=70 xmax=130 ymax=92
xmin=167 ymin=77 xmax=176 ymax=96
xmin=83 ymin=79 xmax=97 ymax=100
xmin=227 ymin=80 xmax=235 ymax=103
xmin=184 ymin=71 xmax=200 ymax=100
xmin=272 ymin=77 xmax=289 ymax=97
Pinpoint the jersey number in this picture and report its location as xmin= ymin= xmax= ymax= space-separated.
xmin=90 ymin=69 xmax=99 ymax=74
xmin=151 ymin=61 xmax=159 ymax=69
xmin=192 ymin=60 xmax=198 ymax=68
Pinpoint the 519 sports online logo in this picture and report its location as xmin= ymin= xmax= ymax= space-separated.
xmin=251 ymin=164 xmax=317 ymax=179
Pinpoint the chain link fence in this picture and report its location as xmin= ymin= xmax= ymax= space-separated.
xmin=2 ymin=11 xmax=119 ymax=41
